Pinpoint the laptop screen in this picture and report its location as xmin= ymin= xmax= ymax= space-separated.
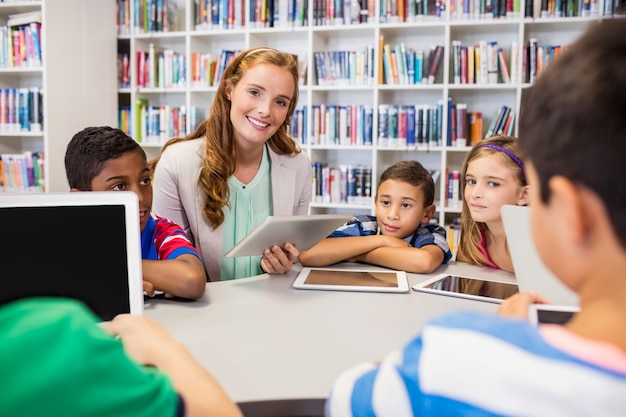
xmin=0 ymin=192 xmax=143 ymax=321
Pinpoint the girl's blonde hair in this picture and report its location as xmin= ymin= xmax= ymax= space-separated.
xmin=149 ymin=47 xmax=301 ymax=229
xmin=456 ymin=135 xmax=528 ymax=267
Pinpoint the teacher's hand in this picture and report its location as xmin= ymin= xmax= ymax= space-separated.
xmin=260 ymin=243 xmax=299 ymax=275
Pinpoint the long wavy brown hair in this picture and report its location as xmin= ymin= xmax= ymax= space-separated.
xmin=149 ymin=47 xmax=301 ymax=229
xmin=456 ymin=135 xmax=528 ymax=267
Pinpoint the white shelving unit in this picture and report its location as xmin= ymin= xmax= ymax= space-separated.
xmin=0 ymin=0 xmax=118 ymax=192
xmin=116 ymin=0 xmax=610 ymax=224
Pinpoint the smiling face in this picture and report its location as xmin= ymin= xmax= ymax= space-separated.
xmin=464 ymin=155 xmax=529 ymax=227
xmin=225 ymin=63 xmax=294 ymax=150
xmin=374 ymin=179 xmax=434 ymax=239
xmin=89 ymin=150 xmax=152 ymax=231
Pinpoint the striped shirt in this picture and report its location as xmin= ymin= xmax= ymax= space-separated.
xmin=326 ymin=311 xmax=626 ymax=417
xmin=329 ymin=214 xmax=452 ymax=264
xmin=141 ymin=213 xmax=200 ymax=261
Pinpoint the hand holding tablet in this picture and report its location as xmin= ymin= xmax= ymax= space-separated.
xmin=225 ymin=214 xmax=352 ymax=258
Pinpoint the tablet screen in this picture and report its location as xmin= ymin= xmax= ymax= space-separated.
xmin=303 ymin=269 xmax=399 ymax=287
xmin=529 ymin=305 xmax=579 ymax=325
xmin=293 ymin=267 xmax=409 ymax=293
xmin=536 ymin=309 xmax=576 ymax=325
xmin=413 ymin=274 xmax=519 ymax=303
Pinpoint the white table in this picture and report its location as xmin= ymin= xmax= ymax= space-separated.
xmin=145 ymin=262 xmax=516 ymax=416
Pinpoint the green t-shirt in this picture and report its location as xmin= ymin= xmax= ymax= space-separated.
xmin=0 ymin=297 xmax=180 ymax=416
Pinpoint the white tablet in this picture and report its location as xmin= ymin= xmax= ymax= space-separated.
xmin=412 ymin=273 xmax=519 ymax=304
xmin=293 ymin=267 xmax=410 ymax=293
xmin=224 ymin=214 xmax=353 ymax=258
xmin=528 ymin=304 xmax=580 ymax=326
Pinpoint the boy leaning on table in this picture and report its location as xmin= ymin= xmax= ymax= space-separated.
xmin=299 ymin=160 xmax=452 ymax=274
xmin=325 ymin=19 xmax=626 ymax=416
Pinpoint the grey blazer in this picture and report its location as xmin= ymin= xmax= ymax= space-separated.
xmin=152 ymin=138 xmax=312 ymax=281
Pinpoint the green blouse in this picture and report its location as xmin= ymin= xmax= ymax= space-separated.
xmin=221 ymin=145 xmax=273 ymax=280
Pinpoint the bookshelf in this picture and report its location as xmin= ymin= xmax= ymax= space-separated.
xmin=0 ymin=0 xmax=117 ymax=193
xmin=116 ymin=0 xmax=617 ymax=227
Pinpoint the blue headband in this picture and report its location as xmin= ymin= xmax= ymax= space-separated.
xmin=477 ymin=143 xmax=526 ymax=179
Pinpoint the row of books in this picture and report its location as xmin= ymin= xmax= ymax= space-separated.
xmin=247 ymin=0 xmax=308 ymax=28
xmin=0 ymin=151 xmax=44 ymax=193
xmin=308 ymin=104 xmax=374 ymax=146
xmin=380 ymin=0 xmax=447 ymax=22
xmin=119 ymin=41 xmax=567 ymax=89
xmin=121 ymin=48 xmax=306 ymax=90
xmin=447 ymin=99 xmax=514 ymax=146
xmin=312 ymin=162 xmax=373 ymax=205
xmin=524 ymin=0 xmax=623 ymax=18
xmin=447 ymin=100 xmax=482 ymax=147
xmin=450 ymin=0 xmax=522 ymax=19
xmin=271 ymin=100 xmax=512 ymax=148
xmin=379 ymin=103 xmax=444 ymax=148
xmin=116 ymin=0 xmax=621 ymax=35
xmin=312 ymin=0 xmax=370 ymax=25
xmin=0 ymin=22 xmax=42 ymax=69
xmin=190 ymin=49 xmax=241 ymax=88
xmin=445 ymin=168 xmax=463 ymax=208
xmin=117 ymin=0 xmax=179 ymax=34
xmin=119 ymin=101 xmax=206 ymax=144
xmin=484 ymin=104 xmax=515 ymax=138
xmin=134 ymin=46 xmax=187 ymax=89
xmin=381 ymin=42 xmax=444 ymax=85
xmin=289 ymin=107 xmax=308 ymax=144
xmin=451 ymin=40 xmax=516 ymax=85
xmin=313 ymin=47 xmax=376 ymax=86
xmin=523 ymin=39 xmax=568 ymax=84
xmin=0 ymin=87 xmax=43 ymax=133
xmin=195 ymin=0 xmax=247 ymax=30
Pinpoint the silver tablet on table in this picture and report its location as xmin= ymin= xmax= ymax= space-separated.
xmin=412 ymin=273 xmax=519 ymax=304
xmin=224 ymin=214 xmax=352 ymax=258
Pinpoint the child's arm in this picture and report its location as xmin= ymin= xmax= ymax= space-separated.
xmin=351 ymin=244 xmax=445 ymax=273
xmin=142 ymin=255 xmax=206 ymax=300
xmin=298 ymin=235 xmax=409 ymax=267
xmin=105 ymin=314 xmax=243 ymax=417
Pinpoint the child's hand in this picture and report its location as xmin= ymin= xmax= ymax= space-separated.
xmin=104 ymin=314 xmax=177 ymax=366
xmin=497 ymin=291 xmax=552 ymax=319
xmin=261 ymin=243 xmax=299 ymax=275
xmin=143 ymin=280 xmax=155 ymax=297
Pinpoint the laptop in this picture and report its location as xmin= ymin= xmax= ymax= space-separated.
xmin=0 ymin=191 xmax=144 ymax=321
xmin=501 ymin=205 xmax=579 ymax=307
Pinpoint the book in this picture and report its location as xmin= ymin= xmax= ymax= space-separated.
xmin=455 ymin=103 xmax=468 ymax=147
xmin=427 ymin=45 xmax=444 ymax=84
xmin=452 ymin=40 xmax=462 ymax=84
xmin=487 ymin=41 xmax=498 ymax=84
xmin=494 ymin=105 xmax=511 ymax=136
xmin=497 ymin=48 xmax=511 ymax=84
xmin=484 ymin=105 xmax=503 ymax=139
xmin=468 ymin=112 xmax=483 ymax=144
xmin=7 ymin=11 xmax=42 ymax=27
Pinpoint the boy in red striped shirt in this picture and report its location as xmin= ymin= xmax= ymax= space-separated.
xmin=65 ymin=126 xmax=206 ymax=300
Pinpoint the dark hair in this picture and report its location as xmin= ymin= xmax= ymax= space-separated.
xmin=65 ymin=126 xmax=146 ymax=190
xmin=378 ymin=160 xmax=435 ymax=207
xmin=519 ymin=19 xmax=626 ymax=248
